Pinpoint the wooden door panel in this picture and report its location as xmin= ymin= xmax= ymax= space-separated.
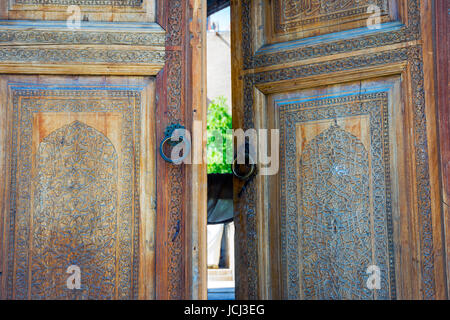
xmin=0 ymin=0 xmax=206 ymax=300
xmin=269 ymin=77 xmax=403 ymax=299
xmin=0 ymin=75 xmax=156 ymax=299
xmin=231 ymin=0 xmax=444 ymax=299
xmin=265 ymin=0 xmax=399 ymax=43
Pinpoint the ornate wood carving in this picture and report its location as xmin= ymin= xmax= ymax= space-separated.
xmin=279 ymin=91 xmax=396 ymax=300
xmin=5 ymin=85 xmax=142 ymax=300
xmin=165 ymin=4 xmax=185 ymax=300
xmin=234 ymin=0 xmax=442 ymax=299
xmin=156 ymin=0 xmax=206 ymax=299
xmin=32 ymin=121 xmax=118 ymax=299
xmin=0 ymin=0 xmax=194 ymax=301
xmin=249 ymin=0 xmax=419 ymax=69
xmin=0 ymin=21 xmax=165 ymax=75
xmin=155 ymin=0 xmax=187 ymax=300
xmin=0 ymin=24 xmax=165 ymax=46
xmin=273 ymin=0 xmax=388 ymax=32
xmin=0 ymin=47 xmax=164 ymax=65
xmin=265 ymin=0 xmax=395 ymax=44
xmin=299 ymin=124 xmax=372 ymax=299
xmin=12 ymin=0 xmax=142 ymax=6
xmin=241 ymin=45 xmax=434 ymax=299
xmin=6 ymin=0 xmax=154 ymax=23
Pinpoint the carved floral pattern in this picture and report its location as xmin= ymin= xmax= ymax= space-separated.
xmin=31 ymin=121 xmax=118 ymax=299
xmin=245 ymin=0 xmax=421 ymax=69
xmin=163 ymin=0 xmax=185 ymax=300
xmin=0 ymin=29 xmax=165 ymax=46
xmin=13 ymin=0 xmax=142 ymax=6
xmin=6 ymin=88 xmax=141 ymax=300
xmin=0 ymin=48 xmax=165 ymax=65
xmin=277 ymin=0 xmax=385 ymax=24
xmin=299 ymin=124 xmax=372 ymax=300
xmin=279 ymin=93 xmax=395 ymax=300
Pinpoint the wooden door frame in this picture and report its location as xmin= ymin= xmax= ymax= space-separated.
xmin=231 ymin=0 xmax=445 ymax=299
xmin=434 ymin=0 xmax=450 ymax=297
xmin=0 ymin=0 xmax=208 ymax=300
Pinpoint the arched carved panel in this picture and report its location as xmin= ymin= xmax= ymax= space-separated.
xmin=277 ymin=87 xmax=397 ymax=300
xmin=31 ymin=121 xmax=118 ymax=299
xmin=3 ymin=85 xmax=143 ymax=300
xmin=299 ymin=123 xmax=371 ymax=299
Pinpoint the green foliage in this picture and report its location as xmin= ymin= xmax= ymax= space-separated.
xmin=207 ymin=96 xmax=233 ymax=174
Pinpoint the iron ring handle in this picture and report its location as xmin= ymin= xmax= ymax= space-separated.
xmin=159 ymin=135 xmax=191 ymax=164
xmin=232 ymin=155 xmax=256 ymax=181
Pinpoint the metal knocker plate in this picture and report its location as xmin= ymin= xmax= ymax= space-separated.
xmin=159 ymin=124 xmax=191 ymax=164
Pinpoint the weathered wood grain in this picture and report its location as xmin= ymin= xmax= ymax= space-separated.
xmin=186 ymin=0 xmax=208 ymax=300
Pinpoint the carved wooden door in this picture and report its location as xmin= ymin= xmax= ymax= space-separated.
xmin=0 ymin=1 xmax=207 ymax=300
xmin=231 ymin=0 xmax=446 ymax=300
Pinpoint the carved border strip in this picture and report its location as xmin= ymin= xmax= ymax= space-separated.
xmin=12 ymin=0 xmax=142 ymax=6
xmin=0 ymin=29 xmax=165 ymax=46
xmin=166 ymin=0 xmax=183 ymax=47
xmin=0 ymin=22 xmax=166 ymax=67
xmin=253 ymin=48 xmax=409 ymax=84
xmin=243 ymin=0 xmax=421 ymax=69
xmin=157 ymin=0 xmax=185 ymax=300
xmin=0 ymin=48 xmax=165 ymax=64
xmin=166 ymin=0 xmax=184 ymax=299
xmin=166 ymin=50 xmax=184 ymax=300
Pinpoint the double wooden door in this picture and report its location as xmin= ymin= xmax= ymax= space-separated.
xmin=231 ymin=0 xmax=446 ymax=299
xmin=0 ymin=0 xmax=446 ymax=301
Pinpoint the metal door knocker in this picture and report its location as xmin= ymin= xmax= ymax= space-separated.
xmin=232 ymin=146 xmax=257 ymax=198
xmin=232 ymin=145 xmax=257 ymax=181
xmin=159 ymin=123 xmax=191 ymax=164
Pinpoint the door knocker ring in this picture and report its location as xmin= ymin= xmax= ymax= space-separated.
xmin=232 ymin=153 xmax=257 ymax=181
xmin=159 ymin=124 xmax=191 ymax=164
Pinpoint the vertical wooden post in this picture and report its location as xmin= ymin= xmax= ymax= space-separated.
xmin=186 ymin=0 xmax=208 ymax=300
xmin=434 ymin=0 xmax=450 ymax=298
